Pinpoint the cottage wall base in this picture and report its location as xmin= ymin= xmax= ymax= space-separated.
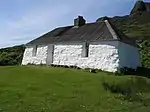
xmin=22 ymin=41 xmax=141 ymax=73
xmin=53 ymin=42 xmax=119 ymax=72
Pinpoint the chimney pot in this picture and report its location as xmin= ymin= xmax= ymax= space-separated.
xmin=74 ymin=16 xmax=86 ymax=26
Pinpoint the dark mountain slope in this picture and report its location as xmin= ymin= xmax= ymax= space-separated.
xmin=110 ymin=12 xmax=150 ymax=40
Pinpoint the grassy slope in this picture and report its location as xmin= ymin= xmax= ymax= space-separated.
xmin=110 ymin=12 xmax=150 ymax=39
xmin=0 ymin=66 xmax=149 ymax=112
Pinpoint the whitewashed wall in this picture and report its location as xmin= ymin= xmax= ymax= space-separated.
xmin=22 ymin=45 xmax=48 ymax=65
xmin=118 ymin=42 xmax=141 ymax=69
xmin=53 ymin=41 xmax=119 ymax=72
xmin=22 ymin=41 xmax=141 ymax=72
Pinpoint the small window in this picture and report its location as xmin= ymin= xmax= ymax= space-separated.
xmin=32 ymin=45 xmax=37 ymax=56
xmin=82 ymin=42 xmax=89 ymax=57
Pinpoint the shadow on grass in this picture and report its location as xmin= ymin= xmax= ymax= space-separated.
xmin=119 ymin=67 xmax=150 ymax=79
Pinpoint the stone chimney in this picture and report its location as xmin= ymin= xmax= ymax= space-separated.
xmin=74 ymin=16 xmax=86 ymax=26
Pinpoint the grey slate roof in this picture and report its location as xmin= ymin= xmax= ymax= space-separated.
xmin=26 ymin=20 xmax=138 ymax=47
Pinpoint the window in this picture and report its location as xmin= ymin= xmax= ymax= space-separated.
xmin=32 ymin=45 xmax=37 ymax=56
xmin=82 ymin=42 xmax=89 ymax=57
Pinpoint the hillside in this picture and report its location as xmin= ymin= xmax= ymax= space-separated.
xmin=0 ymin=45 xmax=25 ymax=66
xmin=110 ymin=12 xmax=150 ymax=39
xmin=0 ymin=66 xmax=149 ymax=112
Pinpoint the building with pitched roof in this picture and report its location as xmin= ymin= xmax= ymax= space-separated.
xmin=22 ymin=16 xmax=141 ymax=72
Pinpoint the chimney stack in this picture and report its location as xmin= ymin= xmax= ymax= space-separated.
xmin=74 ymin=16 xmax=86 ymax=26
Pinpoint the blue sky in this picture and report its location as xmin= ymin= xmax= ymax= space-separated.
xmin=0 ymin=0 xmax=149 ymax=48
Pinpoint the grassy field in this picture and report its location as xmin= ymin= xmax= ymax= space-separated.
xmin=0 ymin=66 xmax=150 ymax=112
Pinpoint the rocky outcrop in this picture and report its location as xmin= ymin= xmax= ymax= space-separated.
xmin=130 ymin=1 xmax=149 ymax=15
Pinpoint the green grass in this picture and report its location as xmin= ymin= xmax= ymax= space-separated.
xmin=0 ymin=66 xmax=150 ymax=112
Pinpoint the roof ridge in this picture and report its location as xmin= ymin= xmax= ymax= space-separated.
xmin=104 ymin=20 xmax=118 ymax=39
xmin=104 ymin=20 xmax=139 ymax=47
xmin=57 ymin=26 xmax=73 ymax=36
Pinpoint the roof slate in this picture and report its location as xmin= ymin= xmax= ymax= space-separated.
xmin=26 ymin=20 xmax=138 ymax=47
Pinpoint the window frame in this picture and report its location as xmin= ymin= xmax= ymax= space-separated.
xmin=32 ymin=45 xmax=37 ymax=57
xmin=82 ymin=42 xmax=89 ymax=57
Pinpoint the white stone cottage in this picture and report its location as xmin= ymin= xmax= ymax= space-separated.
xmin=22 ymin=16 xmax=141 ymax=72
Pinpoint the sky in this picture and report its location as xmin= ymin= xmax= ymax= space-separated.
xmin=0 ymin=0 xmax=149 ymax=48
